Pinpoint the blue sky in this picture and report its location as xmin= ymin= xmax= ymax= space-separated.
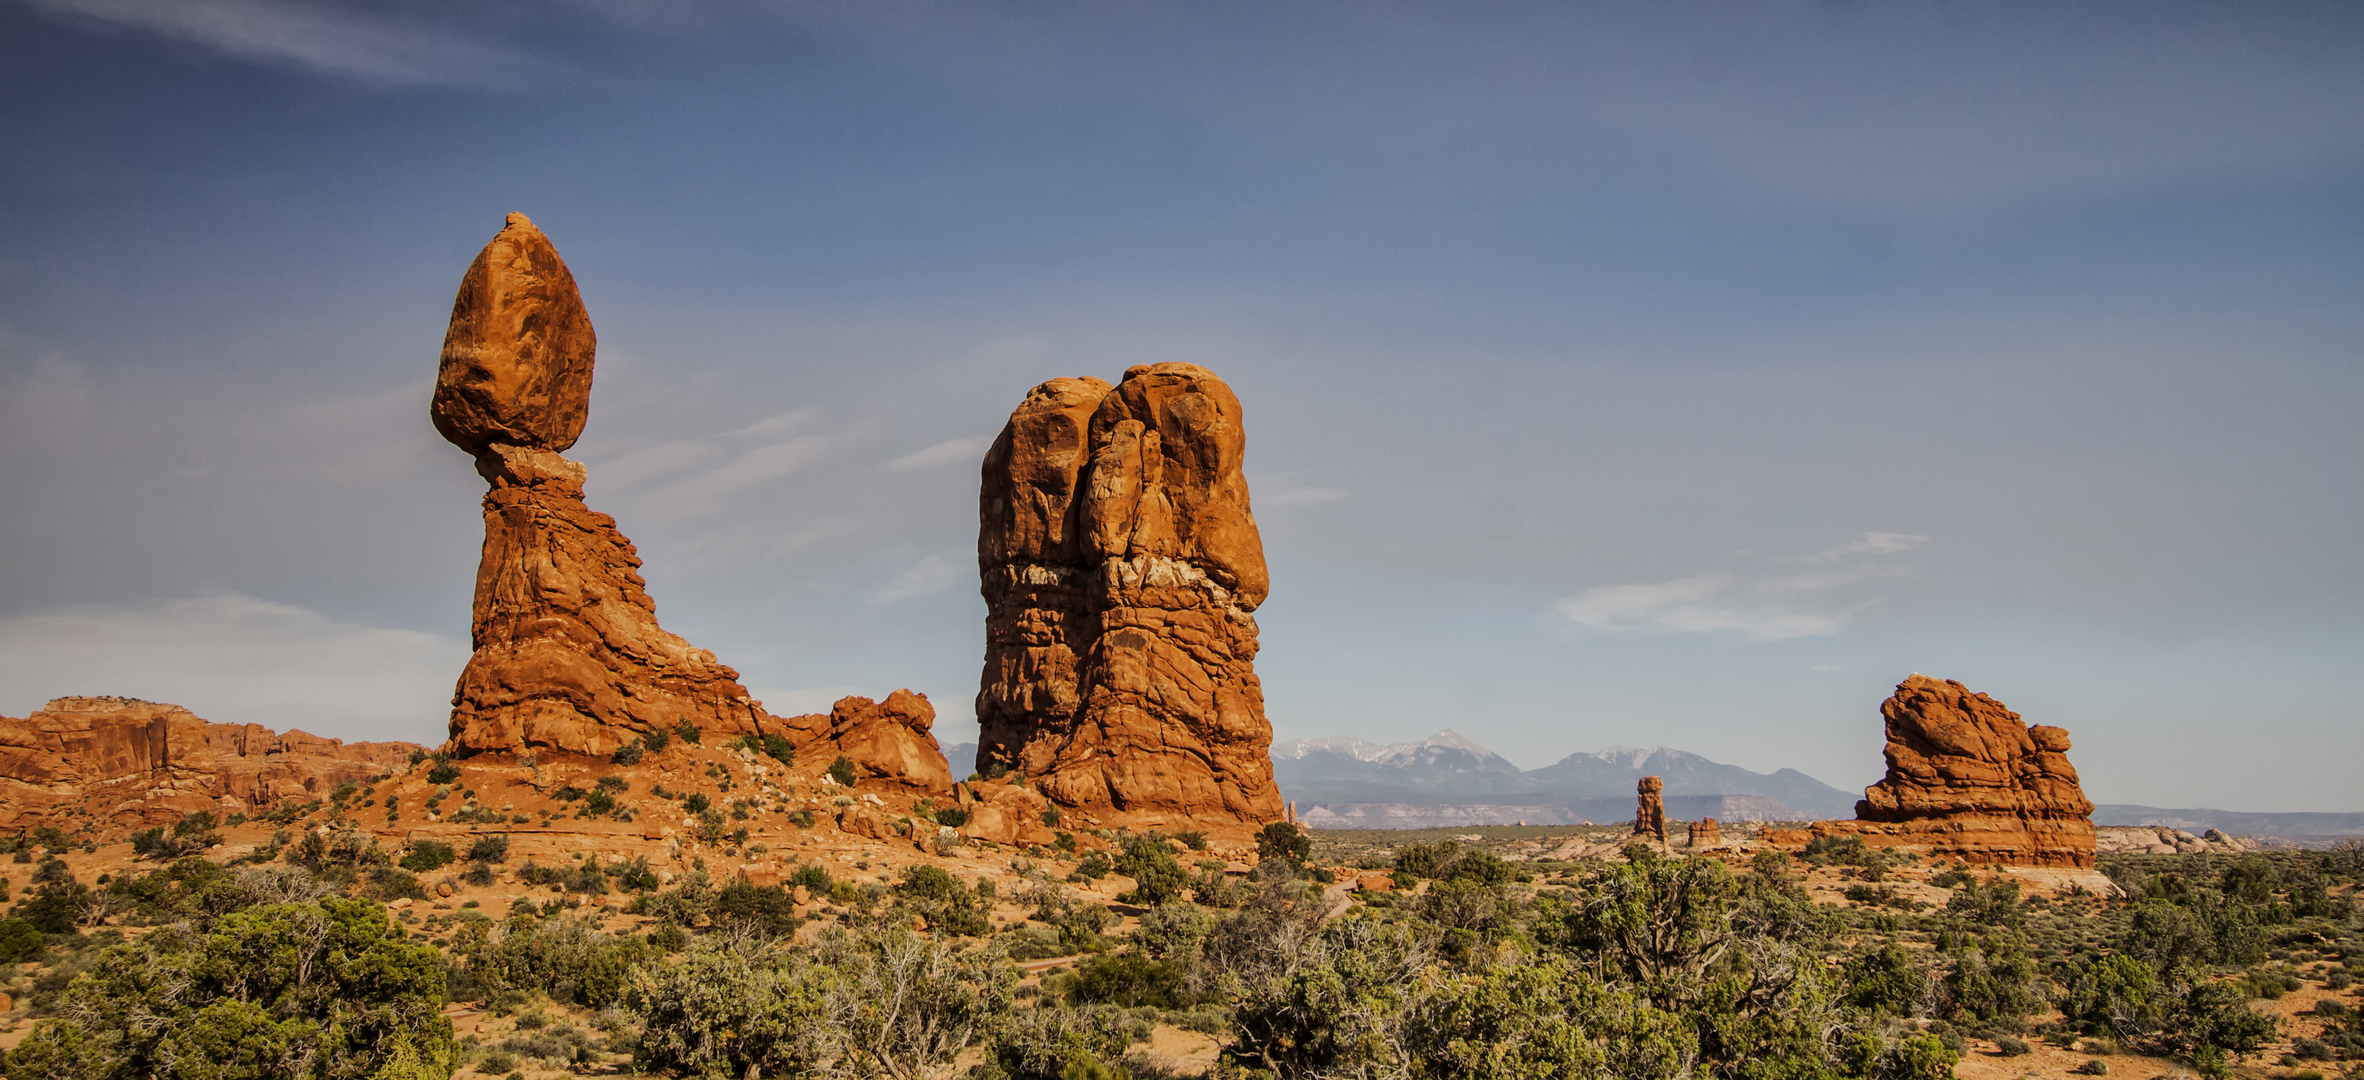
xmin=1 ymin=0 xmax=2358 ymax=810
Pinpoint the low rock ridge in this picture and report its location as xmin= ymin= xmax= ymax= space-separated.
xmin=0 ymin=697 xmax=417 ymax=834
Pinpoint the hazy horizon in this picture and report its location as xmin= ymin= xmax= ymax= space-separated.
xmin=2 ymin=1 xmax=2358 ymax=812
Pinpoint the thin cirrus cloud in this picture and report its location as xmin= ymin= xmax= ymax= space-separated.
xmin=869 ymin=551 xmax=967 ymax=607
xmin=17 ymin=0 xmax=540 ymax=86
xmin=882 ymin=436 xmax=995 ymax=473
xmin=1556 ymin=532 xmax=1929 ymax=642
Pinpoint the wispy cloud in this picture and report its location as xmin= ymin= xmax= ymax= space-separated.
xmin=1556 ymin=531 xmax=1928 ymax=641
xmin=869 ymin=551 xmax=966 ymax=606
xmin=882 ymin=435 xmax=994 ymax=472
xmin=1808 ymin=531 xmax=1929 ymax=563
xmin=1261 ymin=486 xmax=1348 ymax=508
xmin=0 ymin=594 xmax=466 ymax=743
xmin=21 ymin=0 xmax=539 ymax=86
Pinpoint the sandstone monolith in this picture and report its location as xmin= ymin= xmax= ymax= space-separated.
xmin=977 ymin=364 xmax=1282 ymax=825
xmin=1634 ymin=775 xmax=1666 ymax=842
xmin=1688 ymin=817 xmax=1721 ymax=848
xmin=1821 ymin=674 xmax=2096 ymax=868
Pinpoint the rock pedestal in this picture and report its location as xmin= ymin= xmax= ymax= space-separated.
xmin=976 ymin=364 xmax=1282 ymax=826
xmin=431 ymin=215 xmax=889 ymax=779
xmin=1634 ymin=775 xmax=1666 ymax=842
xmin=1823 ymin=674 xmax=2096 ymax=868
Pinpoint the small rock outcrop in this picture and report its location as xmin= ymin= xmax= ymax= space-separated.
xmin=1688 ymin=817 xmax=1721 ymax=848
xmin=977 ymin=364 xmax=1283 ymax=826
xmin=433 ymin=214 xmax=773 ymax=758
xmin=773 ymin=691 xmax=955 ymax=793
xmin=1826 ymin=674 xmax=2096 ymax=868
xmin=1634 ymin=775 xmax=1666 ymax=841
xmin=0 ymin=697 xmax=416 ymax=834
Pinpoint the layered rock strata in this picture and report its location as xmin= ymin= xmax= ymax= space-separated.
xmin=1820 ymin=674 xmax=2096 ymax=868
xmin=0 ymin=697 xmax=416 ymax=833
xmin=1634 ymin=775 xmax=1667 ymax=841
xmin=977 ymin=364 xmax=1283 ymax=825
xmin=1687 ymin=817 xmax=1721 ymax=848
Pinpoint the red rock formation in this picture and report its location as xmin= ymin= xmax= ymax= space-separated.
xmin=1687 ymin=817 xmax=1721 ymax=848
xmin=977 ymin=364 xmax=1282 ymax=826
xmin=433 ymin=215 xmax=773 ymax=758
xmin=1634 ymin=775 xmax=1666 ymax=842
xmin=772 ymin=691 xmax=954 ymax=793
xmin=1823 ymin=674 xmax=2096 ymax=868
xmin=0 ymin=697 xmax=416 ymax=835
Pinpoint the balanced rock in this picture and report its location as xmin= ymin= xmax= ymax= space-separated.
xmin=432 ymin=213 xmax=597 ymax=455
xmin=977 ymin=364 xmax=1282 ymax=825
xmin=1633 ymin=775 xmax=1666 ymax=842
xmin=1821 ymin=674 xmax=2096 ymax=868
xmin=433 ymin=215 xmax=770 ymax=758
xmin=0 ymin=697 xmax=415 ymax=835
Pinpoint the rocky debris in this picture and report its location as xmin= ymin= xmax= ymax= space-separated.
xmin=2095 ymin=825 xmax=2256 ymax=856
xmin=976 ymin=364 xmax=1283 ymax=827
xmin=773 ymin=691 xmax=954 ymax=794
xmin=951 ymin=779 xmax=1060 ymax=848
xmin=0 ymin=697 xmax=416 ymax=834
xmin=432 ymin=215 xmax=774 ymax=758
xmin=1823 ymin=674 xmax=2097 ymax=868
xmin=1687 ymin=817 xmax=1722 ymax=848
xmin=1634 ymin=776 xmax=1667 ymax=842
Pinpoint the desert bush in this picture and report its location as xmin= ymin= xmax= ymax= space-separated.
xmin=401 ymin=839 xmax=458 ymax=873
xmin=466 ymin=834 xmax=511 ymax=864
xmin=1257 ymin=822 xmax=1312 ymax=868
xmin=1116 ymin=834 xmax=1186 ymax=906
xmin=828 ymin=755 xmax=858 ymax=787
xmin=1 ymin=899 xmax=454 ymax=1080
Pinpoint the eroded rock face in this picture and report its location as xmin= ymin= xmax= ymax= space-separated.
xmin=434 ymin=216 xmax=770 ymax=758
xmin=1830 ymin=674 xmax=2096 ymax=868
xmin=1687 ymin=817 xmax=1721 ymax=848
xmin=0 ymin=697 xmax=416 ymax=834
xmin=773 ymin=691 xmax=954 ymax=793
xmin=432 ymin=213 xmax=597 ymax=455
xmin=1634 ymin=775 xmax=1667 ymax=842
xmin=977 ymin=364 xmax=1282 ymax=825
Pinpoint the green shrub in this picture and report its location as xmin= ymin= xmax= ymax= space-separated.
xmin=400 ymin=840 xmax=458 ymax=873
xmin=1 ymin=899 xmax=455 ymax=1080
xmin=682 ymin=792 xmax=711 ymax=815
xmin=642 ymin=728 xmax=671 ymax=754
xmin=671 ymin=719 xmax=702 ymax=745
xmin=612 ymin=740 xmax=645 ymax=766
xmin=828 ymin=755 xmax=857 ymax=787
xmin=466 ymin=834 xmax=511 ymax=864
xmin=0 ymin=917 xmax=43 ymax=962
xmin=1116 ymin=834 xmax=1186 ymax=906
xmin=1257 ymin=822 xmax=1312 ymax=867
xmin=427 ymin=761 xmax=462 ymax=785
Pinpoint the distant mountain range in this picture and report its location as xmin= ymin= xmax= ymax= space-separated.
xmin=1268 ymin=731 xmax=1860 ymax=824
xmin=2093 ymin=806 xmax=2364 ymax=839
xmin=941 ymin=736 xmax=2361 ymax=836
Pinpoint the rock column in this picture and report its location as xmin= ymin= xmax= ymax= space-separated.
xmin=1634 ymin=775 xmax=1667 ymax=842
xmin=434 ymin=214 xmax=768 ymax=756
xmin=978 ymin=364 xmax=1283 ymax=824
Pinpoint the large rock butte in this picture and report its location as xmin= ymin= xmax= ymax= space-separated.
xmin=1818 ymin=674 xmax=2096 ymax=868
xmin=0 ymin=697 xmax=417 ymax=833
xmin=977 ymin=364 xmax=1283 ymax=826
xmin=432 ymin=214 xmax=949 ymax=792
